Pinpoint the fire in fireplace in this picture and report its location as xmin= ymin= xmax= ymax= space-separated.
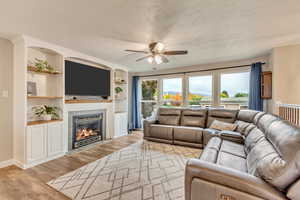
xmin=72 ymin=113 xmax=104 ymax=149
xmin=76 ymin=128 xmax=99 ymax=141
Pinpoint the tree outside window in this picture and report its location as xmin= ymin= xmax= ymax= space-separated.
xmin=162 ymin=78 xmax=183 ymax=107
xmin=220 ymin=72 xmax=250 ymax=109
xmin=141 ymin=80 xmax=158 ymax=119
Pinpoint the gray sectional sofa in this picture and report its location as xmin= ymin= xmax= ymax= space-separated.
xmin=143 ymin=107 xmax=300 ymax=200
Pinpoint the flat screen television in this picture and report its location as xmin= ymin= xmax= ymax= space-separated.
xmin=65 ymin=60 xmax=110 ymax=96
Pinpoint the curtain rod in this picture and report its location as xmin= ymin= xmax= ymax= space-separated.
xmin=138 ymin=62 xmax=266 ymax=78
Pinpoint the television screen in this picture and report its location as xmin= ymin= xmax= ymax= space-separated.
xmin=65 ymin=60 xmax=110 ymax=96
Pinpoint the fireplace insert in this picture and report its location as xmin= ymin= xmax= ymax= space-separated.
xmin=72 ymin=113 xmax=103 ymax=149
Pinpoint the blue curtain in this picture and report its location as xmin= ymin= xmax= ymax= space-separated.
xmin=249 ymin=62 xmax=263 ymax=111
xmin=131 ymin=76 xmax=141 ymax=129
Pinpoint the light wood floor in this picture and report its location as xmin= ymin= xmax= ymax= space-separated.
xmin=0 ymin=131 xmax=143 ymax=200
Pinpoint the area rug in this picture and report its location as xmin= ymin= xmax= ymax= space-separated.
xmin=48 ymin=141 xmax=201 ymax=200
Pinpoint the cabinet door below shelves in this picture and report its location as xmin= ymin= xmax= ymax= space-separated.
xmin=121 ymin=114 xmax=128 ymax=136
xmin=27 ymin=125 xmax=47 ymax=163
xmin=115 ymin=113 xmax=128 ymax=137
xmin=47 ymin=122 xmax=64 ymax=157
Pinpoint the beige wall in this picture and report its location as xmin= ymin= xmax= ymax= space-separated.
xmin=0 ymin=38 xmax=13 ymax=162
xmin=272 ymin=45 xmax=300 ymax=113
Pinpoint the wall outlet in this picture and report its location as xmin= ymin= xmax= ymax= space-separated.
xmin=2 ymin=90 xmax=8 ymax=98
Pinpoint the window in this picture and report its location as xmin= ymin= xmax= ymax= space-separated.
xmin=220 ymin=72 xmax=250 ymax=109
xmin=141 ymin=79 xmax=158 ymax=120
xmin=162 ymin=77 xmax=183 ymax=107
xmin=188 ymin=75 xmax=213 ymax=107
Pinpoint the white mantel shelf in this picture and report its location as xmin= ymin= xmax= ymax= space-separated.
xmin=65 ymin=99 xmax=113 ymax=104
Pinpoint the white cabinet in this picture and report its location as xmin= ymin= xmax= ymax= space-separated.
xmin=47 ymin=122 xmax=63 ymax=157
xmin=27 ymin=124 xmax=47 ymax=163
xmin=26 ymin=122 xmax=64 ymax=167
xmin=114 ymin=113 xmax=128 ymax=138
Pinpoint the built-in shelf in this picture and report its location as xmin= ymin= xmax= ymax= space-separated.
xmin=27 ymin=119 xmax=63 ymax=126
xmin=65 ymin=99 xmax=113 ymax=104
xmin=27 ymin=96 xmax=63 ymax=100
xmin=27 ymin=66 xmax=61 ymax=75
xmin=115 ymin=81 xmax=127 ymax=85
xmin=115 ymin=98 xmax=127 ymax=101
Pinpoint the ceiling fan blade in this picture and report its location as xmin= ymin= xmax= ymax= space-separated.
xmin=125 ymin=50 xmax=149 ymax=54
xmin=136 ymin=55 xmax=152 ymax=62
xmin=163 ymin=50 xmax=188 ymax=55
xmin=161 ymin=55 xmax=169 ymax=63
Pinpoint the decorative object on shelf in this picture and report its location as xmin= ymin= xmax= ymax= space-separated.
xmin=28 ymin=58 xmax=60 ymax=74
xmin=115 ymin=78 xmax=126 ymax=84
xmin=33 ymin=105 xmax=59 ymax=121
xmin=115 ymin=86 xmax=123 ymax=99
xmin=27 ymin=81 xmax=37 ymax=96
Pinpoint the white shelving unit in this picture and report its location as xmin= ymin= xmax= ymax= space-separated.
xmin=27 ymin=47 xmax=64 ymax=123
xmin=12 ymin=36 xmax=129 ymax=168
xmin=113 ymin=69 xmax=129 ymax=137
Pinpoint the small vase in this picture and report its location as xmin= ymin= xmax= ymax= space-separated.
xmin=43 ymin=114 xmax=52 ymax=121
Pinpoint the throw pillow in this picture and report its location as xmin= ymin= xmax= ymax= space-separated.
xmin=209 ymin=120 xmax=237 ymax=131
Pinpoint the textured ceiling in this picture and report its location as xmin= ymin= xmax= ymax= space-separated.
xmin=1 ymin=0 xmax=300 ymax=72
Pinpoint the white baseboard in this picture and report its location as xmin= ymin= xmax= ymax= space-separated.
xmin=0 ymin=153 xmax=66 ymax=169
xmin=0 ymin=159 xmax=15 ymax=168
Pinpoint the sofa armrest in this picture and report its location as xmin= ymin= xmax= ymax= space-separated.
xmin=185 ymin=159 xmax=286 ymax=200
xmin=220 ymin=130 xmax=244 ymax=144
xmin=143 ymin=118 xmax=157 ymax=138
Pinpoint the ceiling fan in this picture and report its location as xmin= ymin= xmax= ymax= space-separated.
xmin=125 ymin=42 xmax=188 ymax=64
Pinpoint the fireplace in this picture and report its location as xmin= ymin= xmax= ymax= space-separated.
xmin=68 ymin=110 xmax=106 ymax=150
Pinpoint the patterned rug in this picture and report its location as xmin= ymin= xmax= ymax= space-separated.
xmin=48 ymin=141 xmax=201 ymax=200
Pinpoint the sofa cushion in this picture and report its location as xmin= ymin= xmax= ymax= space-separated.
xmin=149 ymin=124 xmax=173 ymax=140
xmin=207 ymin=109 xmax=238 ymax=127
xmin=259 ymin=120 xmax=300 ymax=190
xmin=257 ymin=113 xmax=280 ymax=133
xmin=246 ymin=137 xmax=281 ymax=176
xmin=158 ymin=115 xmax=180 ymax=126
xmin=203 ymin=128 xmax=220 ymax=145
xmin=234 ymin=120 xmax=252 ymax=135
xmin=244 ymin=124 xmax=257 ymax=137
xmin=159 ymin=107 xmax=182 ymax=116
xmin=173 ymin=126 xmax=203 ymax=144
xmin=219 ymin=130 xmax=244 ymax=144
xmin=244 ymin=127 xmax=265 ymax=154
xmin=157 ymin=108 xmax=181 ymax=126
xmin=220 ymin=140 xmax=246 ymax=158
xmin=180 ymin=109 xmax=207 ymax=128
xmin=237 ymin=109 xmax=260 ymax=123
xmin=209 ymin=120 xmax=237 ymax=131
xmin=253 ymin=112 xmax=265 ymax=125
xmin=217 ymin=151 xmax=247 ymax=172
xmin=200 ymin=137 xmax=222 ymax=163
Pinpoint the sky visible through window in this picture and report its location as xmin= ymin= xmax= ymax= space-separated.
xmin=162 ymin=72 xmax=249 ymax=97
xmin=221 ymin=72 xmax=250 ymax=97
xmin=163 ymin=78 xmax=182 ymax=94
xmin=189 ymin=75 xmax=212 ymax=96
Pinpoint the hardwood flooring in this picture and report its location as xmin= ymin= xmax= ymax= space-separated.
xmin=0 ymin=131 xmax=143 ymax=200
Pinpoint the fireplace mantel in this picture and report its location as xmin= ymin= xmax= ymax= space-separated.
xmin=65 ymin=99 xmax=113 ymax=104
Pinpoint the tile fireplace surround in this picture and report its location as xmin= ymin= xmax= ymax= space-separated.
xmin=64 ymin=102 xmax=114 ymax=152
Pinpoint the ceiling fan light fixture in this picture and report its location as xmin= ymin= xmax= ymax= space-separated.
xmin=147 ymin=56 xmax=154 ymax=63
xmin=156 ymin=42 xmax=165 ymax=52
xmin=154 ymin=54 xmax=163 ymax=64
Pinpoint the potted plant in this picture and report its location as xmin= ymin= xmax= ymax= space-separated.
xmin=33 ymin=58 xmax=57 ymax=73
xmin=33 ymin=105 xmax=59 ymax=121
xmin=115 ymin=87 xmax=123 ymax=99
